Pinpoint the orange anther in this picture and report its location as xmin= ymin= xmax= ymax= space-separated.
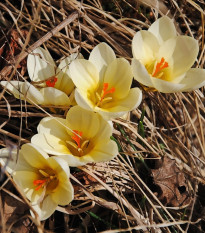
xmin=72 ymin=130 xmax=83 ymax=148
xmin=33 ymin=179 xmax=46 ymax=191
xmin=152 ymin=57 xmax=169 ymax=77
xmin=100 ymin=83 xmax=115 ymax=102
xmin=46 ymin=76 xmax=58 ymax=87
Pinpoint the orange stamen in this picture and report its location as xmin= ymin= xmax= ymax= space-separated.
xmin=72 ymin=130 xmax=83 ymax=148
xmin=152 ymin=57 xmax=168 ymax=77
xmin=33 ymin=179 xmax=47 ymax=191
xmin=100 ymin=83 xmax=115 ymax=102
xmin=46 ymin=76 xmax=58 ymax=87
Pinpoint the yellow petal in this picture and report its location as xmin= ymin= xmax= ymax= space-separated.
xmin=148 ymin=16 xmax=176 ymax=44
xmin=55 ymin=55 xmax=76 ymax=95
xmin=180 ymin=68 xmax=205 ymax=92
xmin=32 ymin=195 xmax=58 ymax=221
xmin=152 ymin=77 xmax=185 ymax=93
xmin=158 ymin=36 xmax=199 ymax=78
xmin=69 ymin=59 xmax=99 ymax=92
xmin=46 ymin=157 xmax=74 ymax=205
xmin=132 ymin=30 xmax=159 ymax=64
xmin=39 ymin=87 xmax=70 ymax=106
xmin=131 ymin=59 xmax=153 ymax=87
xmin=51 ymin=180 xmax=74 ymax=206
xmin=27 ymin=47 xmax=56 ymax=82
xmin=37 ymin=117 xmax=69 ymax=141
xmin=92 ymin=118 xmax=113 ymax=144
xmin=31 ymin=133 xmax=71 ymax=156
xmin=83 ymin=140 xmax=118 ymax=163
xmin=66 ymin=106 xmax=101 ymax=138
xmin=21 ymin=143 xmax=49 ymax=168
xmin=74 ymin=89 xmax=94 ymax=110
xmin=104 ymin=58 xmax=133 ymax=99
xmin=96 ymin=88 xmax=142 ymax=120
xmin=54 ymin=154 xmax=86 ymax=167
xmin=13 ymin=170 xmax=41 ymax=202
xmin=89 ymin=42 xmax=116 ymax=79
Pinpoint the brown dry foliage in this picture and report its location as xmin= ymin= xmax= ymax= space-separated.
xmin=0 ymin=0 xmax=205 ymax=232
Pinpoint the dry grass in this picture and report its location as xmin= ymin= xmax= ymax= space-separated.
xmin=0 ymin=0 xmax=205 ymax=232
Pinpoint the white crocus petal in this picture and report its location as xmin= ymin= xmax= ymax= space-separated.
xmin=55 ymin=57 xmax=76 ymax=95
xmin=89 ymin=42 xmax=116 ymax=80
xmin=66 ymin=105 xmax=101 ymax=138
xmin=132 ymin=30 xmax=159 ymax=64
xmin=75 ymin=89 xmax=94 ymax=111
xmin=152 ymin=77 xmax=185 ymax=93
xmin=1 ymin=81 xmax=25 ymax=100
xmin=86 ymin=140 xmax=118 ymax=163
xmin=51 ymin=181 xmax=74 ymax=205
xmin=96 ymin=88 xmax=142 ymax=120
xmin=49 ymin=157 xmax=74 ymax=205
xmin=92 ymin=117 xmax=113 ymax=143
xmin=103 ymin=58 xmax=133 ymax=99
xmin=13 ymin=170 xmax=43 ymax=203
xmin=37 ymin=117 xmax=69 ymax=141
xmin=27 ymin=47 xmax=56 ymax=82
xmin=148 ymin=16 xmax=177 ymax=44
xmin=32 ymin=195 xmax=58 ymax=221
xmin=57 ymin=154 xmax=86 ymax=167
xmin=69 ymin=59 xmax=99 ymax=92
xmin=0 ymin=148 xmax=18 ymax=174
xmin=31 ymin=133 xmax=70 ymax=156
xmin=158 ymin=36 xmax=199 ymax=78
xmin=22 ymin=82 xmax=44 ymax=104
xmin=21 ymin=144 xmax=49 ymax=168
xmin=39 ymin=87 xmax=70 ymax=106
xmin=131 ymin=59 xmax=154 ymax=87
xmin=180 ymin=68 xmax=205 ymax=92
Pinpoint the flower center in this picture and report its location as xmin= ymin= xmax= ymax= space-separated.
xmin=45 ymin=76 xmax=58 ymax=87
xmin=152 ymin=57 xmax=169 ymax=78
xmin=33 ymin=169 xmax=56 ymax=191
xmin=96 ymin=83 xmax=115 ymax=107
xmin=66 ymin=130 xmax=90 ymax=157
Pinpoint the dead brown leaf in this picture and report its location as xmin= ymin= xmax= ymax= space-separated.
xmin=0 ymin=29 xmax=28 ymax=76
xmin=1 ymin=190 xmax=35 ymax=233
xmin=151 ymin=157 xmax=191 ymax=207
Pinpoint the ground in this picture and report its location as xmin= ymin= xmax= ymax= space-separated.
xmin=0 ymin=0 xmax=205 ymax=232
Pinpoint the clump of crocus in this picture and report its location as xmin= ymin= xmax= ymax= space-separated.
xmin=0 ymin=144 xmax=74 ymax=220
xmin=31 ymin=105 xmax=118 ymax=166
xmin=131 ymin=16 xmax=205 ymax=93
xmin=69 ymin=42 xmax=142 ymax=120
xmin=1 ymin=47 xmax=81 ymax=105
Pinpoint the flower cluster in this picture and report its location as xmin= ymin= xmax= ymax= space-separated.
xmin=1 ymin=16 xmax=205 ymax=221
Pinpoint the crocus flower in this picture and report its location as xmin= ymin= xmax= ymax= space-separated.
xmin=69 ymin=42 xmax=142 ymax=120
xmin=132 ymin=16 xmax=205 ymax=93
xmin=0 ymin=144 xmax=74 ymax=220
xmin=1 ymin=47 xmax=81 ymax=106
xmin=31 ymin=105 xmax=118 ymax=166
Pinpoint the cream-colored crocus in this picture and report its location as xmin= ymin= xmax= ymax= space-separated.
xmin=69 ymin=42 xmax=142 ymax=120
xmin=0 ymin=144 xmax=74 ymax=221
xmin=1 ymin=47 xmax=81 ymax=106
xmin=132 ymin=16 xmax=205 ymax=93
xmin=31 ymin=106 xmax=118 ymax=167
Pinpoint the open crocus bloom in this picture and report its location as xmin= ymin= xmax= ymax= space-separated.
xmin=132 ymin=16 xmax=205 ymax=93
xmin=69 ymin=42 xmax=142 ymax=120
xmin=31 ymin=106 xmax=118 ymax=167
xmin=1 ymin=47 xmax=81 ymax=106
xmin=0 ymin=144 xmax=74 ymax=220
